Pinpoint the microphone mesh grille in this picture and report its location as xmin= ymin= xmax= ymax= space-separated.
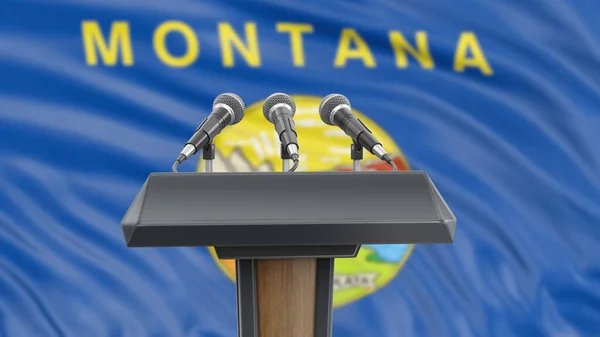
xmin=262 ymin=93 xmax=296 ymax=122
xmin=214 ymin=93 xmax=245 ymax=124
xmin=319 ymin=94 xmax=350 ymax=125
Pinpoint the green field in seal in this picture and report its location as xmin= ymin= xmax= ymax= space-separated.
xmin=332 ymin=246 xmax=412 ymax=307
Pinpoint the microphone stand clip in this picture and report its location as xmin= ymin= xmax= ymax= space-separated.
xmin=203 ymin=143 xmax=216 ymax=173
xmin=351 ymin=141 xmax=363 ymax=172
xmin=280 ymin=143 xmax=292 ymax=172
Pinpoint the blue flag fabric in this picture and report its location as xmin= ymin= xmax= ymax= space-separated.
xmin=1 ymin=1 xmax=600 ymax=336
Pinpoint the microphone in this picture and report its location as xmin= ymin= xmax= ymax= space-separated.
xmin=319 ymin=94 xmax=396 ymax=170
xmin=262 ymin=93 xmax=300 ymax=168
xmin=173 ymin=93 xmax=245 ymax=171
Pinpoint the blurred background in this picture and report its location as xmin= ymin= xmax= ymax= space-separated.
xmin=1 ymin=0 xmax=600 ymax=336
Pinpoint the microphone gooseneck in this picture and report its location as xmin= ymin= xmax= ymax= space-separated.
xmin=319 ymin=93 xmax=395 ymax=169
xmin=262 ymin=93 xmax=300 ymax=171
xmin=173 ymin=93 xmax=245 ymax=172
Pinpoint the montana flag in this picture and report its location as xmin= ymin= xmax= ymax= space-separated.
xmin=1 ymin=1 xmax=599 ymax=336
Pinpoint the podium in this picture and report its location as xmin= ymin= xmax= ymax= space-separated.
xmin=121 ymin=171 xmax=456 ymax=337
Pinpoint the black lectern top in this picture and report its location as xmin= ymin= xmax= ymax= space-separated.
xmin=121 ymin=171 xmax=456 ymax=247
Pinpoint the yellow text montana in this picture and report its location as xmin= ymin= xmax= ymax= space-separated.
xmin=81 ymin=21 xmax=494 ymax=76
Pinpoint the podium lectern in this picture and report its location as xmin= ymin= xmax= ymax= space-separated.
xmin=121 ymin=171 xmax=456 ymax=337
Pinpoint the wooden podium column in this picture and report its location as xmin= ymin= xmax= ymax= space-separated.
xmin=256 ymin=259 xmax=316 ymax=337
xmin=235 ymin=257 xmax=335 ymax=337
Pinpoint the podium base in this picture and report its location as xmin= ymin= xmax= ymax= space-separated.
xmin=236 ymin=258 xmax=334 ymax=337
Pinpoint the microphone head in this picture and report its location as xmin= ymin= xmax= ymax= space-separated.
xmin=319 ymin=94 xmax=351 ymax=126
xmin=262 ymin=93 xmax=296 ymax=122
xmin=214 ymin=93 xmax=245 ymax=125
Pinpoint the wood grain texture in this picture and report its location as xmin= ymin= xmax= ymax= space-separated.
xmin=257 ymin=259 xmax=317 ymax=337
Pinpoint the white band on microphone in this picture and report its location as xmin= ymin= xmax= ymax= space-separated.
xmin=213 ymin=103 xmax=236 ymax=125
xmin=286 ymin=143 xmax=299 ymax=157
xmin=269 ymin=103 xmax=293 ymax=122
xmin=372 ymin=144 xmax=387 ymax=160
xmin=180 ymin=144 xmax=196 ymax=159
xmin=330 ymin=104 xmax=351 ymax=125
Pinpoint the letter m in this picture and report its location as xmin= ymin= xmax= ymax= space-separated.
xmin=82 ymin=21 xmax=133 ymax=66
